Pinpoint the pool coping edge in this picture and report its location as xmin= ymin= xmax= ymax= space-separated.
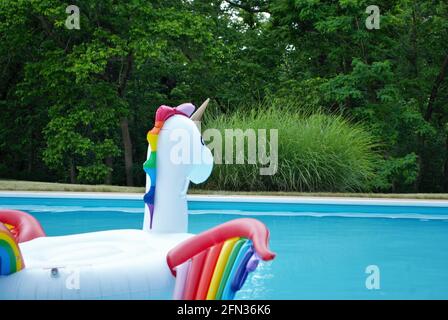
xmin=1 ymin=191 xmax=448 ymax=207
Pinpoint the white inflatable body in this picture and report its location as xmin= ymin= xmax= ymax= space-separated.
xmin=0 ymin=230 xmax=192 ymax=299
xmin=0 ymin=101 xmax=214 ymax=300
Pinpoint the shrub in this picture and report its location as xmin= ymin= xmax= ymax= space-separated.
xmin=201 ymin=101 xmax=380 ymax=192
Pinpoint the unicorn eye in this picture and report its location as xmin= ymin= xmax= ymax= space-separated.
xmin=200 ymin=137 xmax=205 ymax=146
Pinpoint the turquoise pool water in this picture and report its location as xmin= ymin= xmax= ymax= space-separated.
xmin=1 ymin=195 xmax=448 ymax=299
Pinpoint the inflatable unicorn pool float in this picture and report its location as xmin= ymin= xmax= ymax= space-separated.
xmin=0 ymin=99 xmax=275 ymax=300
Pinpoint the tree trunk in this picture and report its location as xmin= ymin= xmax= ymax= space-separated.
xmin=105 ymin=156 xmax=113 ymax=185
xmin=425 ymin=54 xmax=448 ymax=121
xmin=410 ymin=6 xmax=419 ymax=78
xmin=69 ymin=157 xmax=76 ymax=184
xmin=118 ymin=52 xmax=134 ymax=186
xmin=120 ymin=117 xmax=134 ymax=186
xmin=27 ymin=130 xmax=33 ymax=174
xmin=417 ymin=53 xmax=448 ymax=191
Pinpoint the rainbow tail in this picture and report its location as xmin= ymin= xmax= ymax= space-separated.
xmin=0 ymin=209 xmax=46 ymax=276
xmin=0 ymin=223 xmax=25 ymax=276
xmin=167 ymin=218 xmax=276 ymax=300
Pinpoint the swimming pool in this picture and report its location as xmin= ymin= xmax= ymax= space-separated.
xmin=1 ymin=193 xmax=448 ymax=299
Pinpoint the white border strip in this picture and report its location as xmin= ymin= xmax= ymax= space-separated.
xmin=189 ymin=195 xmax=448 ymax=207
xmin=0 ymin=191 xmax=142 ymax=200
xmin=1 ymin=191 xmax=448 ymax=207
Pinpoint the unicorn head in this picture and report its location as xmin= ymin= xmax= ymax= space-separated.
xmin=143 ymin=99 xmax=213 ymax=233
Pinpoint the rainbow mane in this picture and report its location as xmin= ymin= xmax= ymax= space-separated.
xmin=0 ymin=223 xmax=24 ymax=276
xmin=143 ymin=105 xmax=190 ymax=229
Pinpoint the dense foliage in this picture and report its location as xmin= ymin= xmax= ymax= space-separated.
xmin=203 ymin=101 xmax=379 ymax=192
xmin=1 ymin=0 xmax=447 ymax=192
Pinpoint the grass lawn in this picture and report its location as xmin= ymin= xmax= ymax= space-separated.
xmin=1 ymin=180 xmax=448 ymax=200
